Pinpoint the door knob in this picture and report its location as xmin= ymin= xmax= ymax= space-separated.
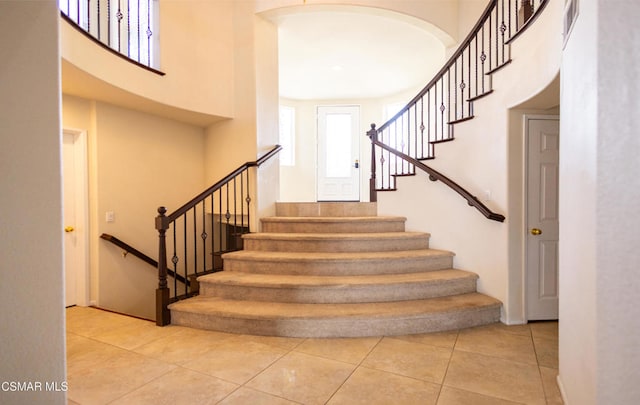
xmin=530 ymin=228 xmax=542 ymax=236
xmin=65 ymin=226 xmax=75 ymax=233
xmin=354 ymin=159 xmax=360 ymax=169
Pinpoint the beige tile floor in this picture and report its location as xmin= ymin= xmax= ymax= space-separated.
xmin=66 ymin=306 xmax=562 ymax=405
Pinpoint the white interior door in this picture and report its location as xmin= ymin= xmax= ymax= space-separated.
xmin=63 ymin=130 xmax=89 ymax=307
xmin=317 ymin=106 xmax=360 ymax=201
xmin=526 ymin=116 xmax=560 ymax=320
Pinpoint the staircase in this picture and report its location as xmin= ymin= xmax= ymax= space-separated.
xmin=168 ymin=202 xmax=501 ymax=337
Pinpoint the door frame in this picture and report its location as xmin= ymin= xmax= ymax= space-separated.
xmin=63 ymin=128 xmax=90 ymax=307
xmin=523 ymin=114 xmax=560 ymax=321
xmin=316 ymin=105 xmax=361 ymax=202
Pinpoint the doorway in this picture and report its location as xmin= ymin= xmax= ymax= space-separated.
xmin=317 ymin=105 xmax=361 ymax=201
xmin=525 ymin=116 xmax=560 ymax=320
xmin=62 ymin=129 xmax=89 ymax=307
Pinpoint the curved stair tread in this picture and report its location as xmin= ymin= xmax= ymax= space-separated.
xmin=222 ymin=249 xmax=454 ymax=262
xmin=242 ymin=231 xmax=429 ymax=241
xmin=260 ymin=216 xmax=407 ymax=223
xmin=169 ymin=293 xmax=500 ymax=320
xmin=169 ymin=293 xmax=501 ymax=337
xmin=198 ymin=269 xmax=477 ymax=288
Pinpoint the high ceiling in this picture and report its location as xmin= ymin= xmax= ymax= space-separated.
xmin=275 ymin=9 xmax=447 ymax=101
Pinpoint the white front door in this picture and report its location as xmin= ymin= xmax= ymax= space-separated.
xmin=317 ymin=105 xmax=360 ymax=201
xmin=63 ymin=130 xmax=89 ymax=307
xmin=526 ymin=116 xmax=560 ymax=320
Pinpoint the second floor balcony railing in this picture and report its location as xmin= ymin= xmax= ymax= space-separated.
xmin=59 ymin=0 xmax=161 ymax=73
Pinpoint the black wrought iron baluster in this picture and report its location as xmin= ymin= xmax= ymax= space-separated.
xmin=246 ymin=169 xmax=252 ymax=233
xmin=182 ymin=213 xmax=188 ymax=295
xmin=226 ymin=183 xmax=232 ymax=252
xmin=420 ymin=97 xmax=425 ymax=159
xmin=87 ymin=0 xmax=91 ymax=31
xmin=202 ymin=199 xmax=207 ymax=274
xmin=459 ymin=52 xmax=464 ymax=119
xmin=488 ymin=10 xmax=492 ymax=71
xmin=211 ymin=191 xmax=216 ymax=269
xmin=413 ymin=104 xmax=418 ymax=160
xmin=495 ymin=7 xmax=499 ymax=68
xmin=146 ymin=0 xmax=152 ymax=66
xmin=76 ymin=0 xmax=80 ymax=22
xmin=467 ymin=41 xmax=471 ymax=112
xmin=137 ymin=0 xmax=141 ymax=62
xmin=240 ymin=170 xmax=245 ymax=238
xmin=393 ymin=120 xmax=398 ymax=177
xmin=427 ymin=87 xmax=438 ymax=155
xmin=500 ymin=0 xmax=507 ymax=64
xmin=436 ymin=78 xmax=440 ymax=141
xmin=401 ymin=112 xmax=406 ymax=173
xmin=172 ymin=223 xmax=177 ymax=296
xmin=454 ymin=60 xmax=458 ymax=121
xmin=508 ymin=0 xmax=512 ymax=38
xmin=233 ymin=176 xmax=238 ymax=249
xmin=481 ymin=24 xmax=487 ymax=92
xmin=127 ymin=0 xmax=130 ymax=57
xmin=469 ymin=33 xmax=480 ymax=98
xmin=107 ymin=0 xmax=111 ymax=46
xmin=97 ymin=0 xmax=101 ymax=40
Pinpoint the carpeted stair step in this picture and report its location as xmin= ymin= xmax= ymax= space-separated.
xmin=197 ymin=269 xmax=478 ymax=303
xmin=221 ymin=249 xmax=455 ymax=276
xmin=260 ymin=216 xmax=406 ymax=233
xmin=168 ymin=292 xmax=502 ymax=338
xmin=242 ymin=232 xmax=430 ymax=253
xmin=275 ymin=202 xmax=377 ymax=217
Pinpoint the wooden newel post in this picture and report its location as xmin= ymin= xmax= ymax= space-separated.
xmin=367 ymin=123 xmax=378 ymax=203
xmin=155 ymin=206 xmax=171 ymax=326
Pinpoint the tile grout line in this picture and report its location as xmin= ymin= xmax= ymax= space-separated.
xmin=320 ymin=335 xmax=385 ymax=404
xmin=213 ymin=336 xmax=310 ymax=404
xmin=434 ymin=329 xmax=461 ymax=404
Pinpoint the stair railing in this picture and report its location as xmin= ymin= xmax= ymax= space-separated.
xmin=100 ymin=233 xmax=189 ymax=285
xmin=369 ymin=0 xmax=548 ymax=204
xmin=59 ymin=0 xmax=162 ymax=73
xmin=368 ymin=125 xmax=505 ymax=222
xmin=155 ymin=145 xmax=282 ymax=326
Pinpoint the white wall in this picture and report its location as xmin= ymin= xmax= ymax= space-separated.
xmin=62 ymin=96 xmax=206 ymax=320
xmin=205 ymin=3 xmax=281 ymax=231
xmin=378 ymin=0 xmax=562 ymax=324
xmin=558 ymin=1 xmax=598 ymax=402
xmin=0 ymin=2 xmax=66 ymax=404
xmin=60 ymin=0 xmax=234 ymax=121
xmin=256 ymin=0 xmax=459 ymax=46
xmin=559 ymin=0 xmax=640 ymax=404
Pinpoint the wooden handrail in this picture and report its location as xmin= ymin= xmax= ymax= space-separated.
xmin=378 ymin=0 xmax=498 ymax=133
xmin=370 ymin=129 xmax=505 ymax=222
xmin=167 ymin=145 xmax=282 ymax=222
xmin=100 ymin=233 xmax=189 ymax=285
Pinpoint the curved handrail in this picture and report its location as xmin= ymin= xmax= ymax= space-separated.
xmin=378 ymin=0 xmax=548 ymax=133
xmin=167 ymin=145 xmax=282 ymax=222
xmin=369 ymin=0 xmax=548 ymax=219
xmin=369 ymin=129 xmax=505 ymax=222
xmin=378 ymin=0 xmax=498 ymax=133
